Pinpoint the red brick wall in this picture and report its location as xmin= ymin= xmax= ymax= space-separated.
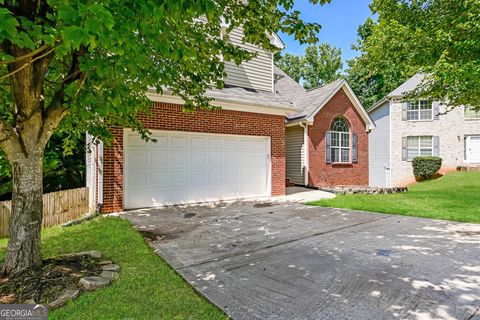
xmin=307 ymin=88 xmax=369 ymax=187
xmin=102 ymin=102 xmax=286 ymax=213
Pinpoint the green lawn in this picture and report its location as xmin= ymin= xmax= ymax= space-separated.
xmin=0 ymin=218 xmax=226 ymax=320
xmin=308 ymin=171 xmax=480 ymax=223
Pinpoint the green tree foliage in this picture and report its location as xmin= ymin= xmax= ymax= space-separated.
xmin=276 ymin=52 xmax=303 ymax=82
xmin=347 ymin=0 xmax=480 ymax=109
xmin=0 ymin=135 xmax=85 ymax=201
xmin=276 ymin=43 xmax=343 ymax=89
xmin=302 ymin=43 xmax=343 ymax=89
xmin=0 ymin=0 xmax=330 ymax=275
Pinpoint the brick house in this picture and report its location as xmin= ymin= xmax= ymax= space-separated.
xmin=276 ymin=68 xmax=375 ymax=188
xmin=86 ymin=29 xmax=374 ymax=213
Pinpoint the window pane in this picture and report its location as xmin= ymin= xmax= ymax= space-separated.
xmin=465 ymin=106 xmax=480 ymax=119
xmin=420 ymin=109 xmax=432 ymax=120
xmin=331 ymin=118 xmax=349 ymax=132
xmin=407 ymin=110 xmax=419 ymax=121
xmin=341 ymin=133 xmax=350 ymax=147
xmin=407 ymin=136 xmax=419 ymax=148
xmin=407 ymin=101 xmax=418 ymax=111
xmin=420 ymin=136 xmax=433 ymax=147
xmin=331 ymin=132 xmax=340 ymax=147
xmin=331 ymin=148 xmax=340 ymax=163
xmin=407 ymin=148 xmax=419 ymax=160
xmin=420 ymin=148 xmax=433 ymax=156
xmin=341 ymin=149 xmax=350 ymax=162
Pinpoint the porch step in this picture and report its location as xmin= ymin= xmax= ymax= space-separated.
xmin=285 ymin=178 xmax=296 ymax=187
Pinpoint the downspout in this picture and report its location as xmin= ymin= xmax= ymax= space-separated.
xmin=299 ymin=121 xmax=309 ymax=186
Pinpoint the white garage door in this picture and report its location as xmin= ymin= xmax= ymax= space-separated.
xmin=124 ymin=130 xmax=270 ymax=209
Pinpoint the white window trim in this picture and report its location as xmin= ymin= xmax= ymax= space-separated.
xmin=331 ymin=131 xmax=351 ymax=163
xmin=407 ymin=100 xmax=434 ymax=122
xmin=406 ymin=136 xmax=434 ymax=161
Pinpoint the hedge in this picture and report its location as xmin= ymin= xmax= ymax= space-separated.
xmin=412 ymin=156 xmax=442 ymax=180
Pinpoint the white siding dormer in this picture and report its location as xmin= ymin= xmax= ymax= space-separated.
xmin=224 ymin=28 xmax=274 ymax=92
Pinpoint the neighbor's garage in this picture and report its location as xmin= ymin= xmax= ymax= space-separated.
xmin=123 ymin=130 xmax=270 ymax=209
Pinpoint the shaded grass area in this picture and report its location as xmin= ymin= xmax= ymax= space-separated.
xmin=308 ymin=172 xmax=480 ymax=223
xmin=0 ymin=218 xmax=227 ymax=320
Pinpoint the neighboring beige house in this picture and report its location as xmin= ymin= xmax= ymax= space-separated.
xmin=368 ymin=74 xmax=480 ymax=188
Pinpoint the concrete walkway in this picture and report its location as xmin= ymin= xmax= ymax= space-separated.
xmin=122 ymin=201 xmax=480 ymax=320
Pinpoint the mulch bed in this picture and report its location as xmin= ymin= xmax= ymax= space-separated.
xmin=0 ymin=254 xmax=101 ymax=305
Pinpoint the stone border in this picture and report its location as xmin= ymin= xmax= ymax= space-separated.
xmin=318 ymin=186 xmax=408 ymax=195
xmin=23 ymin=250 xmax=120 ymax=310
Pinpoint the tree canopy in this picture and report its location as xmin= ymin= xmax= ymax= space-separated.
xmin=347 ymin=0 xmax=480 ymax=109
xmin=276 ymin=42 xmax=343 ymax=89
xmin=0 ymin=0 xmax=331 ymax=276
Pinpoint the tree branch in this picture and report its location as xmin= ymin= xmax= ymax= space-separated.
xmin=0 ymin=118 xmax=21 ymax=159
xmin=0 ymin=46 xmax=56 ymax=81
xmin=0 ymin=44 xmax=50 ymax=66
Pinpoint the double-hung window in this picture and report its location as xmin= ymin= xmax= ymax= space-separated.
xmin=406 ymin=100 xmax=433 ymax=121
xmin=406 ymin=136 xmax=433 ymax=160
xmin=464 ymin=106 xmax=480 ymax=119
xmin=330 ymin=118 xmax=350 ymax=163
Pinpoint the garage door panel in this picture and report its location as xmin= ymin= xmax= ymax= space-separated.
xmin=126 ymin=172 xmax=147 ymax=188
xmin=208 ymin=138 xmax=223 ymax=149
xmin=126 ymin=150 xmax=147 ymax=169
xmin=124 ymin=130 xmax=269 ymax=209
xmin=150 ymin=171 xmax=169 ymax=185
xmin=190 ymin=137 xmax=206 ymax=149
xmin=171 ymin=136 xmax=188 ymax=148
xmin=150 ymin=151 xmax=168 ymax=168
xmin=190 ymin=152 xmax=206 ymax=165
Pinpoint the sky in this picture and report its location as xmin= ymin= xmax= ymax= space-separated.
xmin=278 ymin=0 xmax=373 ymax=66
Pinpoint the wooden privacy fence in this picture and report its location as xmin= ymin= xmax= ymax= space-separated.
xmin=0 ymin=187 xmax=89 ymax=237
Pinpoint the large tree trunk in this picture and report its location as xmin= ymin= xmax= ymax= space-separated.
xmin=1 ymin=152 xmax=44 ymax=276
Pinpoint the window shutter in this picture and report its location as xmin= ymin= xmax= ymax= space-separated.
xmin=402 ymin=103 xmax=408 ymax=121
xmin=433 ymin=102 xmax=440 ymax=120
xmin=352 ymin=133 xmax=358 ymax=163
xmin=402 ymin=137 xmax=408 ymax=161
xmin=433 ymin=136 xmax=440 ymax=156
xmin=326 ymin=131 xmax=332 ymax=164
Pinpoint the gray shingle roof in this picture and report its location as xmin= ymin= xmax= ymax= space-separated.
xmin=206 ymin=86 xmax=295 ymax=110
xmin=273 ymin=66 xmax=346 ymax=120
xmin=387 ymin=73 xmax=426 ymax=97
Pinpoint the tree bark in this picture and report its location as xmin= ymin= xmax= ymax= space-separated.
xmin=1 ymin=152 xmax=43 ymax=276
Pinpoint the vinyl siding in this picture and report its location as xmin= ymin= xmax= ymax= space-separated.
xmin=368 ymin=102 xmax=391 ymax=187
xmin=286 ymin=125 xmax=305 ymax=185
xmin=224 ymin=28 xmax=273 ymax=92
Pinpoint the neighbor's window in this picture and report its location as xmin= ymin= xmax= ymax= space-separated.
xmin=331 ymin=117 xmax=350 ymax=163
xmin=464 ymin=106 xmax=480 ymax=119
xmin=407 ymin=100 xmax=433 ymax=121
xmin=407 ymin=136 xmax=433 ymax=160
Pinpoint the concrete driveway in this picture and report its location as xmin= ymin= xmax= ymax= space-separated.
xmin=122 ymin=200 xmax=480 ymax=320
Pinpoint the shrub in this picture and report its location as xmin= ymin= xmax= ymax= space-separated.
xmin=412 ymin=156 xmax=442 ymax=180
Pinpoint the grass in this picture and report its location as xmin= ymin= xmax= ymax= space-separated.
xmin=308 ymin=171 xmax=480 ymax=223
xmin=0 ymin=218 xmax=227 ymax=320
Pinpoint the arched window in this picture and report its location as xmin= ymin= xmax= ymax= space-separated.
xmin=331 ymin=117 xmax=349 ymax=132
xmin=330 ymin=117 xmax=350 ymax=163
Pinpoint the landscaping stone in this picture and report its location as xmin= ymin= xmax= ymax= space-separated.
xmin=100 ymin=270 xmax=119 ymax=281
xmin=48 ymin=289 xmax=80 ymax=309
xmin=318 ymin=185 xmax=407 ymax=195
xmin=101 ymin=264 xmax=120 ymax=272
xmin=79 ymin=276 xmax=110 ymax=291
xmin=24 ymin=299 xmax=36 ymax=304
xmin=98 ymin=260 xmax=112 ymax=265
xmin=80 ymin=250 xmax=102 ymax=259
